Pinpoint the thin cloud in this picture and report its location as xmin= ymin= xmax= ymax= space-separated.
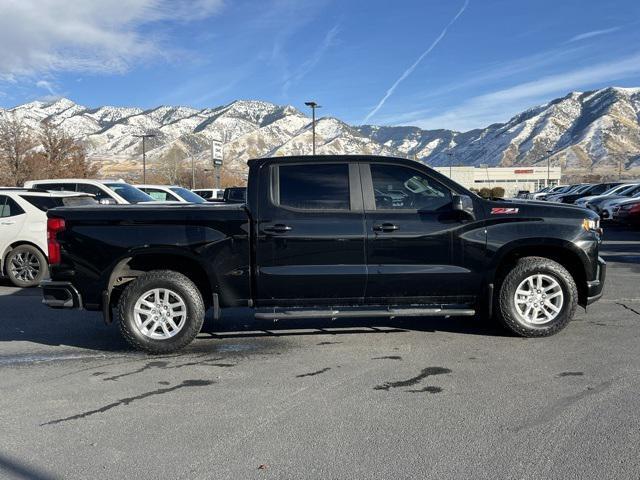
xmin=36 ymin=80 xmax=56 ymax=96
xmin=405 ymin=52 xmax=640 ymax=131
xmin=283 ymin=23 xmax=340 ymax=94
xmin=568 ymin=27 xmax=621 ymax=43
xmin=0 ymin=0 xmax=225 ymax=79
xmin=362 ymin=0 xmax=469 ymax=123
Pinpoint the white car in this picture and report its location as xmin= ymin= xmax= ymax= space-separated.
xmin=0 ymin=189 xmax=95 ymax=287
xmin=24 ymin=179 xmax=154 ymax=204
xmin=601 ymin=192 xmax=640 ymax=220
xmin=575 ymin=183 xmax=638 ymax=208
xmin=136 ymin=185 xmax=206 ymax=203
xmin=193 ymin=188 xmax=224 ymax=201
xmin=529 ymin=185 xmax=567 ymax=200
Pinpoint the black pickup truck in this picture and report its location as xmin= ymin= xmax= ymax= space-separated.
xmin=42 ymin=156 xmax=606 ymax=353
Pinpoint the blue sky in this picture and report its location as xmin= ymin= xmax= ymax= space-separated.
xmin=1 ymin=0 xmax=640 ymax=131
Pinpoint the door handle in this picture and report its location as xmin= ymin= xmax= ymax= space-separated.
xmin=373 ymin=223 xmax=399 ymax=232
xmin=1 ymin=221 xmax=15 ymax=225
xmin=264 ymin=224 xmax=293 ymax=233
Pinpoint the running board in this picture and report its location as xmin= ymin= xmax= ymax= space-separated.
xmin=254 ymin=307 xmax=475 ymax=321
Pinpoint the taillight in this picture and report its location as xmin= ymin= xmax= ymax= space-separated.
xmin=47 ymin=218 xmax=66 ymax=265
xmin=630 ymin=204 xmax=640 ymax=214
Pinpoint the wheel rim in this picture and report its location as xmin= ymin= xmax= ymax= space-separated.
xmin=513 ymin=274 xmax=564 ymax=325
xmin=133 ymin=288 xmax=187 ymax=340
xmin=9 ymin=251 xmax=41 ymax=282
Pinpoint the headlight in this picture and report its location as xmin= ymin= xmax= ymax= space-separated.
xmin=582 ymin=218 xmax=600 ymax=231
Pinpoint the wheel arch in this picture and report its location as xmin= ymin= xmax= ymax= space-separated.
xmin=103 ymin=250 xmax=217 ymax=323
xmin=490 ymin=239 xmax=589 ymax=306
xmin=2 ymin=241 xmax=48 ymax=275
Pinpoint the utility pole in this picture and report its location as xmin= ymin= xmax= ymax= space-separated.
xmin=191 ymin=155 xmax=195 ymax=190
xmin=546 ymin=149 xmax=553 ymax=187
xmin=447 ymin=152 xmax=453 ymax=178
xmin=619 ymin=158 xmax=623 ymax=180
xmin=133 ymin=133 xmax=156 ymax=184
xmin=304 ymin=101 xmax=320 ymax=155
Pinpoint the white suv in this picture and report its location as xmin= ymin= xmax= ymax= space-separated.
xmin=136 ymin=185 xmax=206 ymax=203
xmin=24 ymin=179 xmax=154 ymax=204
xmin=193 ymin=188 xmax=224 ymax=201
xmin=0 ymin=189 xmax=94 ymax=287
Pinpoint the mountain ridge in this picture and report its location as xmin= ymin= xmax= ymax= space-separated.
xmin=2 ymin=86 xmax=640 ymax=176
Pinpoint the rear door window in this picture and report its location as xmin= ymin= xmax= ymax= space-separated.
xmin=275 ymin=164 xmax=350 ymax=210
xmin=35 ymin=183 xmax=75 ymax=192
xmin=19 ymin=195 xmax=60 ymax=211
xmin=75 ymin=183 xmax=111 ymax=201
xmin=143 ymin=189 xmax=171 ymax=201
xmin=0 ymin=196 xmax=25 ymax=217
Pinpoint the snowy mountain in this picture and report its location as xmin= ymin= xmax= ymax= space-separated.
xmin=1 ymin=86 xmax=639 ymax=175
xmin=358 ymin=87 xmax=640 ymax=171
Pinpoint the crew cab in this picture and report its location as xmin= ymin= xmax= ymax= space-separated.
xmin=42 ymin=156 xmax=606 ymax=353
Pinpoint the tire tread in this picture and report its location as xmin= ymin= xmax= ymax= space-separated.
xmin=117 ymin=270 xmax=205 ymax=353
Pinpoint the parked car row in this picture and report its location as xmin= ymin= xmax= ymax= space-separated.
xmin=1 ymin=179 xmax=247 ymax=287
xmin=526 ymin=181 xmax=640 ymax=227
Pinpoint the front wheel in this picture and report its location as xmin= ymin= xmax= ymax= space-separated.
xmin=117 ymin=270 xmax=205 ymax=353
xmin=495 ymin=257 xmax=578 ymax=337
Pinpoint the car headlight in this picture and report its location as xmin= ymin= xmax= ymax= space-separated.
xmin=582 ymin=218 xmax=600 ymax=232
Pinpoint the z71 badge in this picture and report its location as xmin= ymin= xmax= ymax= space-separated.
xmin=491 ymin=207 xmax=519 ymax=215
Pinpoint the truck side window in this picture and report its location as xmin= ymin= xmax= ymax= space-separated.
xmin=142 ymin=189 xmax=170 ymax=201
xmin=76 ymin=183 xmax=110 ymax=201
xmin=370 ymin=164 xmax=452 ymax=211
xmin=36 ymin=183 xmax=71 ymax=192
xmin=277 ymin=164 xmax=350 ymax=210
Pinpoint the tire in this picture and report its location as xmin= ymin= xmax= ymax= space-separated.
xmin=495 ymin=256 xmax=577 ymax=337
xmin=5 ymin=245 xmax=48 ymax=288
xmin=117 ymin=270 xmax=205 ymax=353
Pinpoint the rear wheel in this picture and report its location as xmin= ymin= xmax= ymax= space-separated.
xmin=495 ymin=257 xmax=577 ymax=337
xmin=5 ymin=245 xmax=48 ymax=288
xmin=117 ymin=270 xmax=205 ymax=353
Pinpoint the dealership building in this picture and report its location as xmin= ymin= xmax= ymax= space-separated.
xmin=433 ymin=166 xmax=562 ymax=197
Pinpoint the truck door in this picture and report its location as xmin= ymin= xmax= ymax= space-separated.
xmin=360 ymin=162 xmax=474 ymax=305
xmin=254 ymin=161 xmax=367 ymax=306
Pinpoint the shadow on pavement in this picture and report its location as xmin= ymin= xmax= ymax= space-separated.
xmin=0 ymin=452 xmax=57 ymax=480
xmin=0 ymin=286 xmax=507 ymax=354
xmin=2 ymin=227 xmax=635 ymax=354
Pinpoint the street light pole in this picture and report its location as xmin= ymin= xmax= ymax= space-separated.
xmin=191 ymin=155 xmax=195 ymax=190
xmin=619 ymin=158 xmax=623 ymax=180
xmin=546 ymin=149 xmax=553 ymax=187
xmin=304 ymin=101 xmax=321 ymax=155
xmin=133 ymin=134 xmax=157 ymax=183
xmin=447 ymin=152 xmax=453 ymax=178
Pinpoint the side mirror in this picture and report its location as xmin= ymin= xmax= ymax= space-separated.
xmin=99 ymin=198 xmax=117 ymax=205
xmin=452 ymin=194 xmax=475 ymax=220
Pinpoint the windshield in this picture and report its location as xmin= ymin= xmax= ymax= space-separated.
xmin=601 ymin=184 xmax=627 ymax=196
xmin=618 ymin=184 xmax=640 ymax=195
xmin=103 ymin=183 xmax=154 ymax=203
xmin=573 ymin=184 xmax=592 ymax=194
xmin=169 ymin=187 xmax=206 ymax=203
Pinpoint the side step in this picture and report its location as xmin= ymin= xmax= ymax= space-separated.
xmin=254 ymin=306 xmax=475 ymax=321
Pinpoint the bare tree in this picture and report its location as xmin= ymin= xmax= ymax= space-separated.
xmin=0 ymin=115 xmax=38 ymax=186
xmin=32 ymin=120 xmax=98 ymax=179
xmin=156 ymin=145 xmax=187 ymax=184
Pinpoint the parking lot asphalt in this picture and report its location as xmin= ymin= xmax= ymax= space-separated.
xmin=0 ymin=227 xmax=639 ymax=479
